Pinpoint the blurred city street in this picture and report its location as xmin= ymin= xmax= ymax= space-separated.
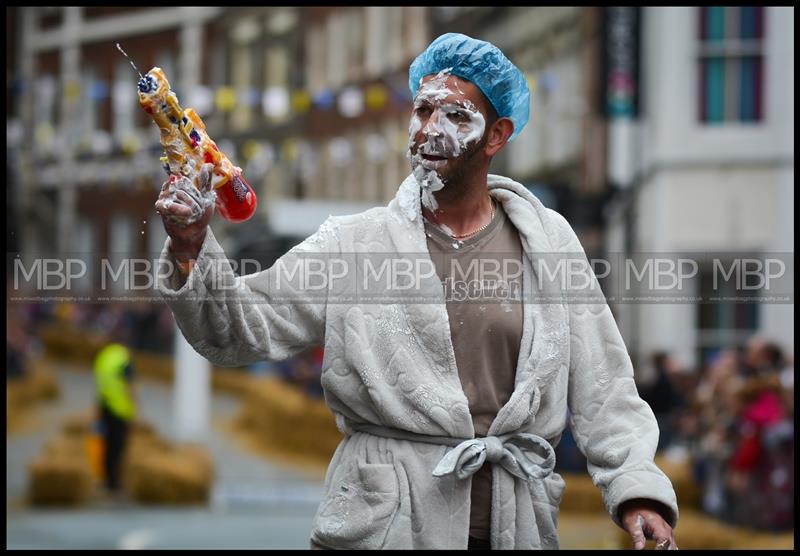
xmin=7 ymin=364 xmax=627 ymax=550
xmin=7 ymin=363 xmax=325 ymax=550
xmin=6 ymin=6 xmax=794 ymax=550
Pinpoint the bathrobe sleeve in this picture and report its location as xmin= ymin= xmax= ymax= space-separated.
xmin=156 ymin=217 xmax=339 ymax=367
xmin=546 ymin=209 xmax=679 ymax=529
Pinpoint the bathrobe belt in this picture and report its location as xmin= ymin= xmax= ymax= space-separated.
xmin=349 ymin=423 xmax=556 ymax=482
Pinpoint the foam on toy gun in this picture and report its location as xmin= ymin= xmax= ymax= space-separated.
xmin=137 ymin=67 xmax=257 ymax=223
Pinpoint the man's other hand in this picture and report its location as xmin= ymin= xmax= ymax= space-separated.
xmin=620 ymin=498 xmax=677 ymax=550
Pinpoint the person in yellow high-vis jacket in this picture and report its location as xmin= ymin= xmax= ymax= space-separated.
xmin=93 ymin=342 xmax=136 ymax=492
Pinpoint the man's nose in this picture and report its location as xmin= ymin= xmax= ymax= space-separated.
xmin=423 ymin=111 xmax=443 ymax=137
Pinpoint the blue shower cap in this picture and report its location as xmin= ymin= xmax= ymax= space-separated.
xmin=408 ymin=33 xmax=530 ymax=142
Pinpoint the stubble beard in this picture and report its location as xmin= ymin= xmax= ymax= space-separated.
xmin=412 ymin=132 xmax=488 ymax=190
xmin=428 ymin=133 xmax=489 ymax=202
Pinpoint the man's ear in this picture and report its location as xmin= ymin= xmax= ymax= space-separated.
xmin=485 ymin=117 xmax=514 ymax=157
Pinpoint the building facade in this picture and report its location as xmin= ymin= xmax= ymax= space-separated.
xmin=605 ymin=6 xmax=794 ymax=369
xmin=8 ymin=7 xmax=791 ymax=369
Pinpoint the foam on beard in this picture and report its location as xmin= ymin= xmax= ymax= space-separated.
xmin=407 ymin=69 xmax=486 ymax=213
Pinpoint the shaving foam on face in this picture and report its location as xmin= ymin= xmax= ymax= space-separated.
xmin=407 ymin=70 xmax=488 ymax=213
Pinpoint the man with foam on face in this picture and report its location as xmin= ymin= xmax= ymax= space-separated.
xmin=156 ymin=33 xmax=678 ymax=550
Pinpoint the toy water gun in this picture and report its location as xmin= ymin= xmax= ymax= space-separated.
xmin=136 ymin=67 xmax=257 ymax=222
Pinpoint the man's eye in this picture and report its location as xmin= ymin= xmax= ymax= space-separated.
xmin=447 ymin=112 xmax=468 ymax=122
xmin=415 ymin=106 xmax=431 ymax=115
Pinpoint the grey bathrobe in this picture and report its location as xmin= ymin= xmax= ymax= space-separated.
xmin=157 ymin=173 xmax=678 ymax=549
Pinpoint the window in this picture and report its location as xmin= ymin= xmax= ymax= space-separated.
xmin=365 ymin=7 xmax=389 ymax=78
xmin=697 ymin=261 xmax=759 ymax=364
xmin=33 ymin=74 xmax=58 ymax=156
xmin=230 ymin=19 xmax=261 ymax=132
xmin=326 ymin=12 xmax=347 ymax=90
xmin=113 ymin=60 xmax=137 ymax=143
xmin=155 ymin=50 xmax=177 ymax=89
xmin=385 ymin=7 xmax=404 ymax=71
xmin=697 ymin=7 xmax=765 ymax=124
xmin=403 ymin=7 xmax=429 ymax=63
xmin=305 ymin=23 xmax=326 ymax=95
xmin=79 ymin=66 xmax=98 ymax=151
xmin=264 ymin=45 xmax=290 ymax=122
xmin=345 ymin=9 xmax=364 ymax=82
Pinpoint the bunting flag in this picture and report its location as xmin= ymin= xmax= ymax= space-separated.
xmin=365 ymin=84 xmax=389 ymax=111
xmin=338 ymin=86 xmax=364 ymax=118
xmin=281 ymin=139 xmax=299 ymax=162
xmin=263 ymin=86 xmax=290 ymax=120
xmin=238 ymin=86 xmax=261 ymax=108
xmin=64 ymin=80 xmax=81 ymax=102
xmin=215 ymin=86 xmax=237 ymax=112
xmin=313 ymin=89 xmax=336 ymax=110
xmin=91 ymin=80 xmax=110 ymax=101
xmin=291 ymin=90 xmax=312 ymax=114
xmin=34 ymin=122 xmax=55 ymax=148
xmin=245 ymin=141 xmax=275 ymax=178
xmin=242 ymin=139 xmax=263 ymax=161
xmin=328 ymin=137 xmax=353 ymax=167
xmin=121 ymin=133 xmax=141 ymax=156
xmin=91 ymin=130 xmax=113 ymax=155
xmin=188 ymin=85 xmax=214 ymax=116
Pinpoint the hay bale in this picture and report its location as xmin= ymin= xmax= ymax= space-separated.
xmin=238 ymin=377 xmax=341 ymax=465
xmin=559 ymin=456 xmax=700 ymax=515
xmin=26 ymin=411 xmax=99 ymax=505
xmin=61 ymin=412 xmax=94 ymax=437
xmin=127 ymin=427 xmax=170 ymax=455
xmin=44 ymin=435 xmax=88 ymax=460
xmin=29 ymin=370 xmax=60 ymax=401
xmin=131 ymin=351 xmax=174 ymax=384
xmin=7 ymin=366 xmax=62 ymax=435
xmin=559 ymin=473 xmax=606 ymax=513
xmin=212 ymin=368 xmax=254 ymax=397
xmin=6 ymin=378 xmax=35 ymax=407
xmin=27 ymin=454 xmax=93 ymax=506
xmin=130 ymin=420 xmax=159 ymax=439
xmin=28 ymin=413 xmax=215 ymax=507
xmin=125 ymin=444 xmax=214 ymax=505
xmin=654 ymin=455 xmax=701 ymax=509
xmin=39 ymin=324 xmax=106 ymax=363
xmin=6 ymin=406 xmax=25 ymax=433
xmin=233 ymin=407 xmax=257 ymax=430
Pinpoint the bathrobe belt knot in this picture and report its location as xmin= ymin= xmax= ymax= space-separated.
xmin=350 ymin=423 xmax=556 ymax=482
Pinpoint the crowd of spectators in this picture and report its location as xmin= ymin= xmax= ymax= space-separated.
xmin=7 ymin=295 xmax=793 ymax=531
xmin=637 ymin=338 xmax=794 ymax=532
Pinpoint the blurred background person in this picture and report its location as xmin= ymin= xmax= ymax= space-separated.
xmin=742 ymin=337 xmax=789 ymax=378
xmin=686 ymin=340 xmax=793 ymax=531
xmin=638 ymin=351 xmax=686 ymax=453
xmin=7 ymin=311 xmax=31 ymax=381
xmin=92 ymin=326 xmax=137 ymax=496
xmin=724 ymin=340 xmax=793 ymax=531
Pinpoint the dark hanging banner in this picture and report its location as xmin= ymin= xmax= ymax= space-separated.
xmin=600 ymin=7 xmax=641 ymax=119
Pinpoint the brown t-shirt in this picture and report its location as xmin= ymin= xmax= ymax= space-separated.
xmin=424 ymin=200 xmax=524 ymax=540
